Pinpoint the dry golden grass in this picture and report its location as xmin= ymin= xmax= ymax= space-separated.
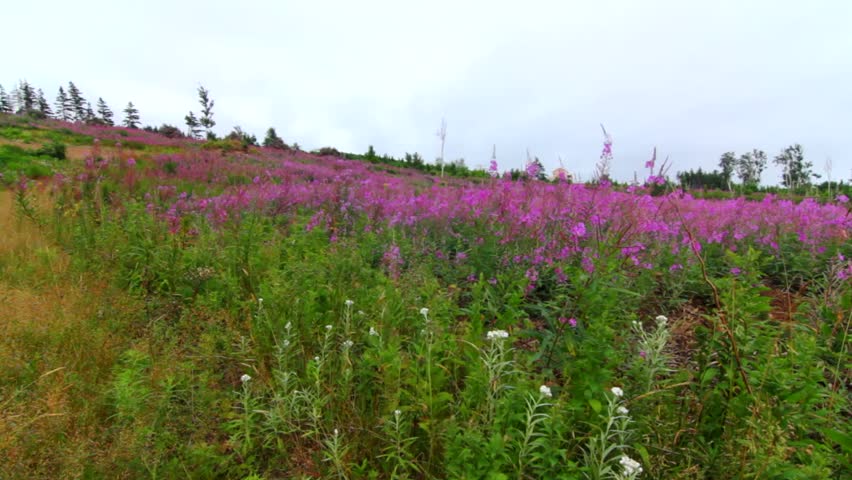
xmin=0 ymin=189 xmax=141 ymax=478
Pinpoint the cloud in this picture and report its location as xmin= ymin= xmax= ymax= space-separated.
xmin=4 ymin=0 xmax=851 ymax=183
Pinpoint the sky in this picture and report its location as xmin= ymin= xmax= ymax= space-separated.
xmin=4 ymin=0 xmax=852 ymax=184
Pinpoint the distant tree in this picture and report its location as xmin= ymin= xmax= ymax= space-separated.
xmin=226 ymin=126 xmax=257 ymax=147
xmin=96 ymin=97 xmax=114 ymax=126
xmin=774 ymin=144 xmax=817 ymax=190
xmin=157 ymin=124 xmax=185 ymax=139
xmin=718 ymin=151 xmax=737 ymax=189
xmin=67 ymin=82 xmax=86 ymax=121
xmin=122 ymin=102 xmax=140 ymax=129
xmin=262 ymin=127 xmax=288 ymax=149
xmin=366 ymin=145 xmax=377 ymax=161
xmin=15 ymin=80 xmax=35 ymax=113
xmin=0 ymin=85 xmax=12 ymax=114
xmin=54 ymin=86 xmax=71 ymax=121
xmin=184 ymin=111 xmax=202 ymax=139
xmin=678 ymin=168 xmax=727 ymax=190
xmin=197 ymin=85 xmax=215 ymax=139
xmin=84 ymin=101 xmax=97 ymax=124
xmin=736 ymin=149 xmax=767 ymax=187
xmin=36 ymin=88 xmax=52 ymax=116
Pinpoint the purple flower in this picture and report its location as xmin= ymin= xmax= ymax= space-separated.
xmin=730 ymin=267 xmax=741 ymax=276
xmin=639 ymin=351 xmax=647 ymax=359
xmin=571 ymin=222 xmax=587 ymax=238
xmin=836 ymin=194 xmax=849 ymax=204
xmin=568 ymin=318 xmax=577 ymax=328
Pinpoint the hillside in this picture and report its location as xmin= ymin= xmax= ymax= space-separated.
xmin=1 ymin=113 xmax=850 ymax=479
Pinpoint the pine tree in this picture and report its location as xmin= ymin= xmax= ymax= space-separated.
xmin=55 ymin=87 xmax=70 ymax=121
xmin=197 ymin=86 xmax=215 ymax=138
xmin=96 ymin=97 xmax=114 ymax=126
xmin=17 ymin=80 xmax=35 ymax=113
xmin=0 ymin=85 xmax=12 ymax=114
xmin=36 ymin=88 xmax=52 ymax=116
xmin=184 ymin=111 xmax=202 ymax=139
xmin=122 ymin=102 xmax=140 ymax=128
xmin=85 ymin=101 xmax=96 ymax=124
xmin=67 ymin=82 xmax=86 ymax=122
xmin=263 ymin=127 xmax=288 ymax=149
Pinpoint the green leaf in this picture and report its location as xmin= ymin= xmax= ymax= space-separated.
xmin=634 ymin=444 xmax=651 ymax=469
xmin=823 ymin=429 xmax=852 ymax=453
xmin=700 ymin=368 xmax=719 ymax=387
xmin=588 ymin=398 xmax=602 ymax=413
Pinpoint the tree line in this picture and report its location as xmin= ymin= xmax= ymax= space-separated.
xmin=678 ymin=145 xmax=832 ymax=191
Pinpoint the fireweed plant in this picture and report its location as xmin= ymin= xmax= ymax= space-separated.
xmin=2 ymin=117 xmax=850 ymax=478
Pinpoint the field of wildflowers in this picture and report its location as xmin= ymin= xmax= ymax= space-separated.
xmin=1 ymin=114 xmax=850 ymax=479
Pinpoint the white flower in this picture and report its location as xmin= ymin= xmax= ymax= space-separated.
xmin=393 ymin=409 xmax=402 ymax=418
xmin=342 ymin=339 xmax=354 ymax=349
xmin=325 ymin=324 xmax=333 ymax=331
xmin=314 ymin=356 xmax=320 ymax=362
xmin=420 ymin=307 xmax=429 ymax=316
xmin=358 ymin=310 xmax=365 ymax=315
xmin=282 ymin=339 xmax=290 ymax=348
xmin=486 ymin=329 xmax=509 ymax=341
xmin=539 ymin=385 xmax=553 ymax=397
xmin=611 ymin=386 xmax=624 ymax=398
xmin=369 ymin=326 xmax=379 ymax=336
xmin=619 ymin=455 xmax=643 ymax=476
xmin=345 ymin=299 xmax=354 ymax=307
xmin=285 ymin=321 xmax=292 ymax=331
xmin=258 ymin=298 xmax=264 ymax=304
xmin=240 ymin=374 xmax=252 ymax=383
xmin=334 ymin=428 xmax=339 ymax=436
xmin=655 ymin=315 xmax=668 ymax=326
xmin=617 ymin=406 xmax=629 ymax=415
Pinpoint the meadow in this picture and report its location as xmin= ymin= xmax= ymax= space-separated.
xmin=0 ymin=113 xmax=850 ymax=479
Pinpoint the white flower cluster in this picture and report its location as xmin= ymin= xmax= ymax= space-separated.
xmin=420 ymin=307 xmax=429 ymax=316
xmin=342 ymin=339 xmax=354 ymax=349
xmin=240 ymin=374 xmax=252 ymax=383
xmin=345 ymin=299 xmax=354 ymax=307
xmin=619 ymin=455 xmax=643 ymax=476
xmin=539 ymin=385 xmax=553 ymax=398
xmin=393 ymin=409 xmax=402 ymax=418
xmin=611 ymin=386 xmax=624 ymax=398
xmin=655 ymin=315 xmax=668 ymax=326
xmin=325 ymin=324 xmax=333 ymax=331
xmin=486 ymin=329 xmax=509 ymax=341
xmin=369 ymin=326 xmax=379 ymax=337
xmin=617 ymin=406 xmax=629 ymax=415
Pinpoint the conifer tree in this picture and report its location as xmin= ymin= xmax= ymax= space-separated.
xmin=96 ymin=97 xmax=114 ymax=126
xmin=197 ymin=86 xmax=215 ymax=138
xmin=0 ymin=85 xmax=12 ymax=114
xmin=67 ymin=82 xmax=86 ymax=121
xmin=184 ymin=111 xmax=202 ymax=139
xmin=17 ymin=80 xmax=35 ymax=113
xmin=263 ymin=127 xmax=288 ymax=150
xmin=54 ymin=86 xmax=70 ymax=121
xmin=85 ymin=101 xmax=96 ymax=124
xmin=36 ymin=88 xmax=52 ymax=116
xmin=122 ymin=102 xmax=140 ymax=129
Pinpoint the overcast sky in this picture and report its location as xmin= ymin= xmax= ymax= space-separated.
xmin=5 ymin=0 xmax=852 ymax=183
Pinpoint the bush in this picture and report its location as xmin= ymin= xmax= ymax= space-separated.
xmin=35 ymin=141 xmax=66 ymax=160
